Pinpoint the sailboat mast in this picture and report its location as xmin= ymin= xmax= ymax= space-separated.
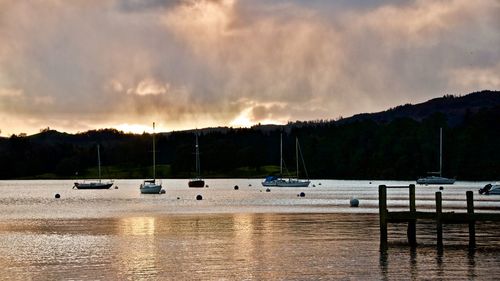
xmin=296 ymin=137 xmax=299 ymax=179
xmin=153 ymin=122 xmax=156 ymax=181
xmin=97 ymin=144 xmax=101 ymax=183
xmin=280 ymin=133 xmax=283 ymax=177
xmin=439 ymin=127 xmax=442 ymax=177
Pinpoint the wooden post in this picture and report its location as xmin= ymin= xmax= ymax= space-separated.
xmin=379 ymin=185 xmax=388 ymax=248
xmin=467 ymin=191 xmax=475 ymax=248
xmin=436 ymin=191 xmax=443 ymax=248
xmin=407 ymin=184 xmax=417 ymax=247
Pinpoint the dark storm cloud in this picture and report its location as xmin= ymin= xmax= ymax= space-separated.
xmin=0 ymin=0 xmax=498 ymax=135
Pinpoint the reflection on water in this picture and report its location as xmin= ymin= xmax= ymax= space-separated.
xmin=2 ymin=213 xmax=500 ymax=279
xmin=378 ymin=245 xmax=490 ymax=281
xmin=117 ymin=217 xmax=160 ymax=279
xmin=120 ymin=216 xmax=157 ymax=236
xmin=1 ymin=179 xmax=500 ymax=279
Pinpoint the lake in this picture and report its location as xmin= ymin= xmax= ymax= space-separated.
xmin=1 ymin=179 xmax=500 ymax=280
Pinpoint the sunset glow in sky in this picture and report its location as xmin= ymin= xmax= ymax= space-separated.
xmin=0 ymin=0 xmax=499 ymax=135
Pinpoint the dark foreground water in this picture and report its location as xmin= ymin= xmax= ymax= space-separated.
xmin=1 ymin=179 xmax=500 ymax=280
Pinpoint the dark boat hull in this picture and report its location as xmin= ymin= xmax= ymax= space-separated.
xmin=188 ymin=180 xmax=205 ymax=188
xmin=74 ymin=182 xmax=113 ymax=189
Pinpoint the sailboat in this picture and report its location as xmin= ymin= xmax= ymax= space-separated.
xmin=188 ymin=134 xmax=205 ymax=188
xmin=73 ymin=144 xmax=114 ymax=189
xmin=261 ymin=134 xmax=310 ymax=187
xmin=416 ymin=127 xmax=455 ymax=185
xmin=140 ymin=122 xmax=163 ymax=194
xmin=277 ymin=137 xmax=310 ymax=187
xmin=262 ymin=133 xmax=285 ymax=187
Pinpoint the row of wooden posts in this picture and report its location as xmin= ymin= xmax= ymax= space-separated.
xmin=379 ymin=184 xmax=500 ymax=249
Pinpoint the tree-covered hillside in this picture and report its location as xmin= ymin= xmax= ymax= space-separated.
xmin=0 ymin=91 xmax=499 ymax=180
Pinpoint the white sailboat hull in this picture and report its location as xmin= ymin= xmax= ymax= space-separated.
xmin=140 ymin=182 xmax=162 ymax=194
xmin=416 ymin=176 xmax=455 ymax=185
xmin=276 ymin=179 xmax=310 ymax=187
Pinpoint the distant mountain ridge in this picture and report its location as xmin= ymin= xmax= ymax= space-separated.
xmin=336 ymin=90 xmax=500 ymax=127
xmin=3 ymin=90 xmax=498 ymax=139
xmin=1 ymin=89 xmax=499 ymax=180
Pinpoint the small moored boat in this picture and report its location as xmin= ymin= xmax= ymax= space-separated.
xmin=416 ymin=176 xmax=455 ymax=185
xmin=416 ymin=128 xmax=455 ymax=185
xmin=479 ymin=184 xmax=500 ymax=195
xmin=140 ymin=179 xmax=162 ymax=194
xmin=262 ymin=134 xmax=310 ymax=188
xmin=74 ymin=144 xmax=113 ymax=189
xmin=188 ymin=134 xmax=205 ymax=188
xmin=140 ymin=122 xmax=163 ymax=194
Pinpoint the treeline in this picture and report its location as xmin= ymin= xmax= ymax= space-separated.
xmin=0 ymin=105 xmax=498 ymax=180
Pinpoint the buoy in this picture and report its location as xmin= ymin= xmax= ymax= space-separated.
xmin=318 ymin=183 xmax=322 ymax=185
xmin=248 ymin=184 xmax=252 ymax=187
xmin=439 ymin=186 xmax=444 ymax=191
xmin=299 ymin=192 xmax=305 ymax=197
xmin=350 ymin=198 xmax=359 ymax=207
xmin=177 ymin=197 xmax=180 ymax=200
xmin=369 ymin=182 xmax=372 ymax=184
xmin=196 ymin=195 xmax=203 ymax=200
xmin=55 ymin=193 xmax=61 ymax=199
xmin=160 ymin=189 xmax=166 ymax=194
xmin=234 ymin=185 xmax=239 ymax=190
xmin=266 ymin=188 xmax=271 ymax=192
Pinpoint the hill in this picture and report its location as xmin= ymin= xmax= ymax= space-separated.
xmin=337 ymin=90 xmax=500 ymax=126
xmin=0 ymin=90 xmax=499 ymax=180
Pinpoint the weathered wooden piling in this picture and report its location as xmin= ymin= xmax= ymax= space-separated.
xmin=435 ymin=191 xmax=443 ymax=248
xmin=467 ymin=191 xmax=475 ymax=248
xmin=379 ymin=185 xmax=387 ymax=249
xmin=407 ymin=184 xmax=417 ymax=247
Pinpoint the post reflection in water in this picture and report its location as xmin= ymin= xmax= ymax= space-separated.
xmin=409 ymin=247 xmax=417 ymax=280
xmin=467 ymin=248 xmax=476 ymax=280
xmin=379 ymin=247 xmax=389 ymax=281
xmin=378 ymin=241 xmax=491 ymax=280
xmin=436 ymin=247 xmax=444 ymax=280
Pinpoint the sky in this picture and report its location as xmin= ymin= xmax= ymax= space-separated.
xmin=0 ymin=0 xmax=499 ymax=135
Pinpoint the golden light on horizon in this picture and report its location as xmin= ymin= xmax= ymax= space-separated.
xmin=229 ymin=107 xmax=285 ymax=128
xmin=114 ymin=123 xmax=159 ymax=134
xmin=229 ymin=108 xmax=253 ymax=128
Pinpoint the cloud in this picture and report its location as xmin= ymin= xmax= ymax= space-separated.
xmin=0 ymin=0 xmax=498 ymax=135
xmin=449 ymin=63 xmax=500 ymax=91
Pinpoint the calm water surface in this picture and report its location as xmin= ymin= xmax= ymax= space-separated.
xmin=1 ymin=179 xmax=500 ymax=280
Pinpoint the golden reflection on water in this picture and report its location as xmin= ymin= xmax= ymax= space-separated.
xmin=120 ymin=216 xmax=157 ymax=236
xmin=231 ymin=214 xmax=256 ymax=277
xmin=2 ymin=214 xmax=500 ymax=280
xmin=116 ymin=216 xmax=160 ymax=279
